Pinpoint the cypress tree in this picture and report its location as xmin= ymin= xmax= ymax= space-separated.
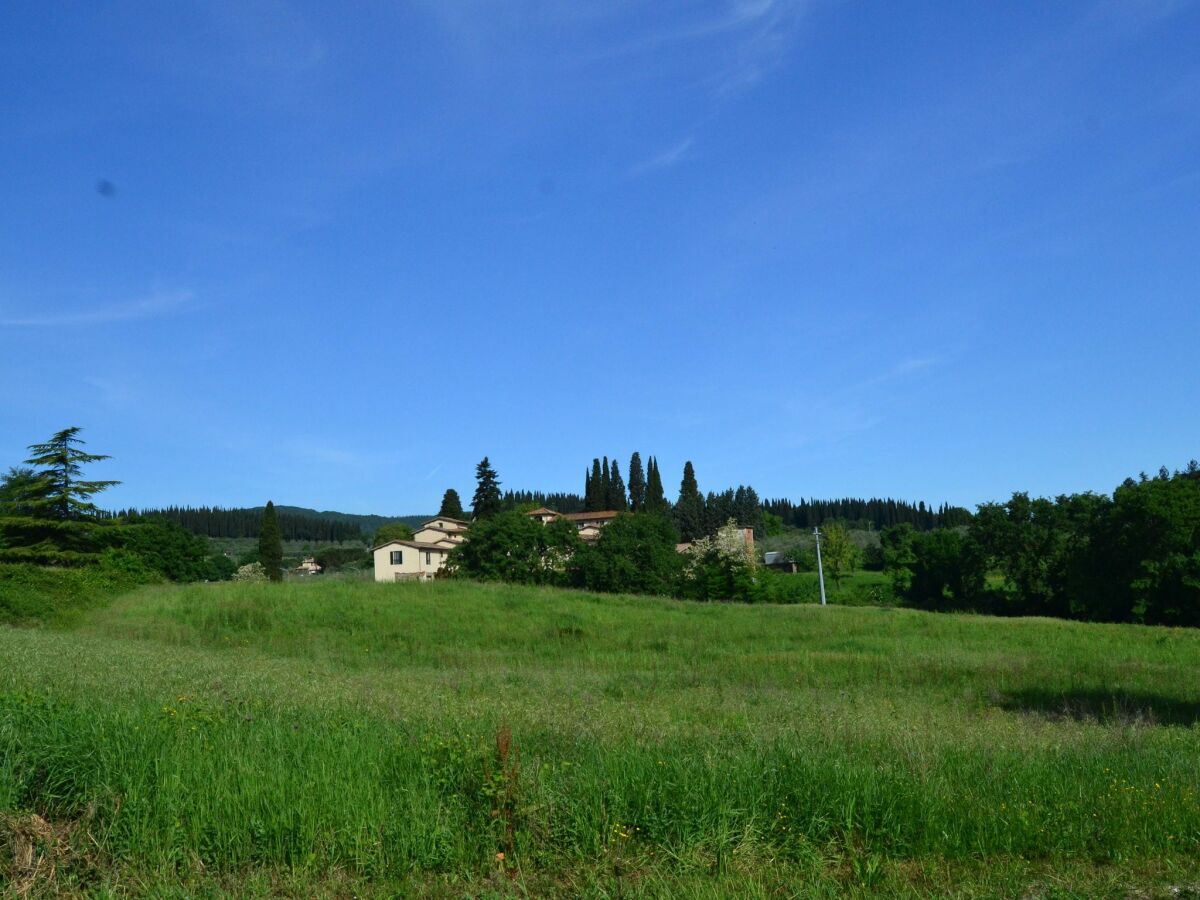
xmin=609 ymin=459 xmax=628 ymax=511
xmin=259 ymin=500 xmax=284 ymax=582
xmin=674 ymin=461 xmax=705 ymax=542
xmin=471 ymin=457 xmax=502 ymax=520
xmin=627 ymin=452 xmax=646 ymax=512
xmin=439 ymin=488 xmax=465 ymax=519
xmin=601 ymin=457 xmax=611 ymax=508
xmin=587 ymin=459 xmax=603 ymax=511
xmin=645 ymin=456 xmax=668 ymax=513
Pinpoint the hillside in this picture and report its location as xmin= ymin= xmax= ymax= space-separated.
xmin=2 ymin=580 xmax=1199 ymax=896
xmin=269 ymin=505 xmax=431 ymax=532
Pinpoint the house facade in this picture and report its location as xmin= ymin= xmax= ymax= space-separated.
xmin=373 ymin=539 xmax=452 ymax=582
xmin=373 ymin=517 xmax=472 ymax=582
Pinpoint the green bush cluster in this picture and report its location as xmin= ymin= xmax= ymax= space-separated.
xmin=883 ymin=464 xmax=1200 ymax=625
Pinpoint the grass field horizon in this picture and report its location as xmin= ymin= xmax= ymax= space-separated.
xmin=2 ymin=579 xmax=1199 ymax=896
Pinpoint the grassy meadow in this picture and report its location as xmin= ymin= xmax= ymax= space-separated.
xmin=1 ymin=579 xmax=1199 ymax=896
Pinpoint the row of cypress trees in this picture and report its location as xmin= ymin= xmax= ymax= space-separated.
xmin=583 ymin=452 xmax=668 ymax=513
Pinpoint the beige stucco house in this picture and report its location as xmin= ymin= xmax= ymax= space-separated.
xmin=373 ymin=540 xmax=452 ymax=582
xmin=410 ymin=516 xmax=470 ymax=548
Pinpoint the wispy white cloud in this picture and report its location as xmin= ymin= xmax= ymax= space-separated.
xmin=629 ymin=136 xmax=695 ymax=176
xmin=0 ymin=289 xmax=194 ymax=327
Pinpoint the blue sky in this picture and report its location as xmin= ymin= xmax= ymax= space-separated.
xmin=2 ymin=1 xmax=1198 ymax=515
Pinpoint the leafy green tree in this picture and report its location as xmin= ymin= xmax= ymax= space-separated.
xmin=373 ymin=522 xmax=414 ymax=545
xmin=819 ymin=522 xmax=860 ymax=589
xmin=608 ymin=459 xmax=628 ymax=511
xmin=645 ymin=457 xmax=668 ymax=513
xmin=438 ymin=488 xmax=465 ymax=519
xmin=258 ymin=501 xmax=284 ymax=582
xmin=572 ymin=513 xmax=681 ymax=596
xmin=674 ymin=461 xmax=705 ymax=542
xmin=23 ymin=427 xmax=119 ymax=520
xmin=903 ymin=529 xmax=986 ymax=612
xmin=760 ymin=510 xmax=786 ymax=537
xmin=471 ymin=457 xmax=502 ymax=520
xmin=451 ymin=510 xmax=581 ymax=585
xmin=627 ymin=452 xmax=646 ymax=512
xmin=880 ymin=523 xmax=917 ymax=594
xmin=1094 ymin=469 xmax=1200 ymax=626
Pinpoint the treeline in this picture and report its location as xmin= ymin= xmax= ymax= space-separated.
xmin=500 ymin=491 xmax=586 ymax=514
xmin=884 ymin=462 xmax=1200 ymax=626
xmin=763 ymin=497 xmax=971 ymax=531
xmin=118 ymin=506 xmax=364 ymax=543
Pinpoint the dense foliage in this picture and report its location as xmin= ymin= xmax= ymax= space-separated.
xmin=572 ymin=513 xmax=682 ymax=596
xmin=885 ymin=463 xmax=1200 ymax=625
xmin=450 ymin=510 xmax=582 ymax=584
xmin=763 ymin=496 xmax=972 ymax=532
xmin=0 ymin=429 xmax=232 ymax=586
xmin=119 ymin=505 xmax=366 ymax=542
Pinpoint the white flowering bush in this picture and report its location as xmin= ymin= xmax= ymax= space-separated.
xmin=233 ymin=562 xmax=267 ymax=583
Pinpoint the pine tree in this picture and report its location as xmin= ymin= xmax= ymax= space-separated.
xmin=471 ymin=457 xmax=502 ymax=520
xmin=22 ymin=427 xmax=120 ymax=520
xmin=259 ymin=501 xmax=284 ymax=582
xmin=439 ymin=488 xmax=465 ymax=519
xmin=609 ymin=459 xmax=628 ymax=511
xmin=674 ymin=461 xmax=705 ymax=542
xmin=627 ymin=452 xmax=646 ymax=512
xmin=645 ymin=456 xmax=668 ymax=513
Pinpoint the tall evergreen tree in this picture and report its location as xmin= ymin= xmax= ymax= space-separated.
xmin=627 ymin=452 xmax=646 ymax=512
xmin=22 ymin=427 xmax=119 ymax=520
xmin=586 ymin=459 xmax=603 ymax=511
xmin=471 ymin=457 xmax=503 ymax=520
xmin=674 ymin=461 xmax=705 ymax=542
xmin=438 ymin=488 xmax=465 ymax=519
xmin=645 ymin=456 xmax=668 ymax=513
xmin=601 ymin=457 xmax=611 ymax=508
xmin=609 ymin=459 xmax=628 ymax=511
xmin=258 ymin=500 xmax=284 ymax=582
xmin=733 ymin=485 xmax=762 ymax=532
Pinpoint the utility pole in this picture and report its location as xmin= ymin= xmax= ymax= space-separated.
xmin=814 ymin=526 xmax=828 ymax=606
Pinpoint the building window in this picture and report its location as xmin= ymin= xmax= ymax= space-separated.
xmin=390 ymin=550 xmax=403 ymax=565
xmin=425 ymin=551 xmax=432 ymax=565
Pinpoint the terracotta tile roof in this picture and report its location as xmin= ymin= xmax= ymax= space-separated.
xmin=373 ymin=539 xmax=453 ymax=552
xmin=526 ymin=507 xmax=560 ymax=517
xmin=423 ymin=516 xmax=471 ymax=527
xmin=562 ymin=510 xmax=621 ymax=522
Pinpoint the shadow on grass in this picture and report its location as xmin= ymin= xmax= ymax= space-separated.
xmin=997 ymin=688 xmax=1200 ymax=727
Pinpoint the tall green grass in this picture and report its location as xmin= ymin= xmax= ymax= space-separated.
xmin=2 ymin=579 xmax=1199 ymax=895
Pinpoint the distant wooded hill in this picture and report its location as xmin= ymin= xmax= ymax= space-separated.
xmin=118 ymin=506 xmax=431 ymax=542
